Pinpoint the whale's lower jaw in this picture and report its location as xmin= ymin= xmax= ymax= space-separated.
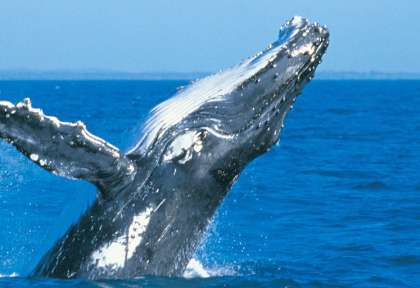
xmin=0 ymin=16 xmax=328 ymax=279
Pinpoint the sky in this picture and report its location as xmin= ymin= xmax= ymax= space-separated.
xmin=0 ymin=0 xmax=419 ymax=73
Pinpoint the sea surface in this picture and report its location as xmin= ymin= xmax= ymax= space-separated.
xmin=0 ymin=80 xmax=419 ymax=287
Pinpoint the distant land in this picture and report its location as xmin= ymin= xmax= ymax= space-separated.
xmin=0 ymin=70 xmax=419 ymax=80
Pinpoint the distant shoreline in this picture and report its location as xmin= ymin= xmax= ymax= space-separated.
xmin=0 ymin=71 xmax=419 ymax=80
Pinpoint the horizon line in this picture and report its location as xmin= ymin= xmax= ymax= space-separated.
xmin=0 ymin=69 xmax=420 ymax=80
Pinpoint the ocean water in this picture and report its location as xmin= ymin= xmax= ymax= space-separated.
xmin=0 ymin=80 xmax=419 ymax=287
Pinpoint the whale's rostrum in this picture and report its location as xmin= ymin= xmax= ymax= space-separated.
xmin=0 ymin=16 xmax=329 ymax=279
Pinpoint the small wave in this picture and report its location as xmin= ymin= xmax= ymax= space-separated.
xmin=387 ymin=255 xmax=420 ymax=266
xmin=0 ymin=272 xmax=19 ymax=278
xmin=339 ymin=243 xmax=376 ymax=252
xmin=352 ymin=181 xmax=388 ymax=190
xmin=326 ymin=108 xmax=355 ymax=115
xmin=302 ymin=169 xmax=373 ymax=179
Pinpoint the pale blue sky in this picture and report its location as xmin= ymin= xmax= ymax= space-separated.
xmin=0 ymin=0 xmax=418 ymax=73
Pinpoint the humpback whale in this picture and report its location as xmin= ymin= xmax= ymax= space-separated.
xmin=0 ymin=16 xmax=329 ymax=279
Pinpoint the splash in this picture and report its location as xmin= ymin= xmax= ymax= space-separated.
xmin=183 ymin=259 xmax=210 ymax=278
xmin=183 ymin=259 xmax=238 ymax=279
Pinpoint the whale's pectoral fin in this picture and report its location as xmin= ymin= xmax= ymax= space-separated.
xmin=0 ymin=98 xmax=136 ymax=196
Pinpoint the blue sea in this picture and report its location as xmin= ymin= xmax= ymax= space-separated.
xmin=0 ymin=80 xmax=419 ymax=287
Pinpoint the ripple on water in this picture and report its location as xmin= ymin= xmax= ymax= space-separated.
xmin=302 ymin=169 xmax=374 ymax=179
xmin=386 ymin=255 xmax=420 ymax=266
xmin=351 ymin=181 xmax=388 ymax=191
xmin=325 ymin=108 xmax=355 ymax=115
xmin=338 ymin=243 xmax=376 ymax=253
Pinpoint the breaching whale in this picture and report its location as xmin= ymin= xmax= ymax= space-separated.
xmin=0 ymin=16 xmax=329 ymax=279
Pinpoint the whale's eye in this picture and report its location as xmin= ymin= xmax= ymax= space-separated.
xmin=163 ymin=130 xmax=206 ymax=164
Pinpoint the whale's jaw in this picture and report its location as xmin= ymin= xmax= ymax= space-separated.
xmin=233 ymin=16 xmax=329 ymax=160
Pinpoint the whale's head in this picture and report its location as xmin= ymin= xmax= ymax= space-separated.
xmin=129 ymin=16 xmax=329 ymax=185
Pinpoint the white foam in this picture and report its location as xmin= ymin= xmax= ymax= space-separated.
xmin=183 ymin=259 xmax=238 ymax=279
xmin=0 ymin=272 xmax=19 ymax=278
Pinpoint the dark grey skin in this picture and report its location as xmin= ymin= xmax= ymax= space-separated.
xmin=0 ymin=17 xmax=328 ymax=279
